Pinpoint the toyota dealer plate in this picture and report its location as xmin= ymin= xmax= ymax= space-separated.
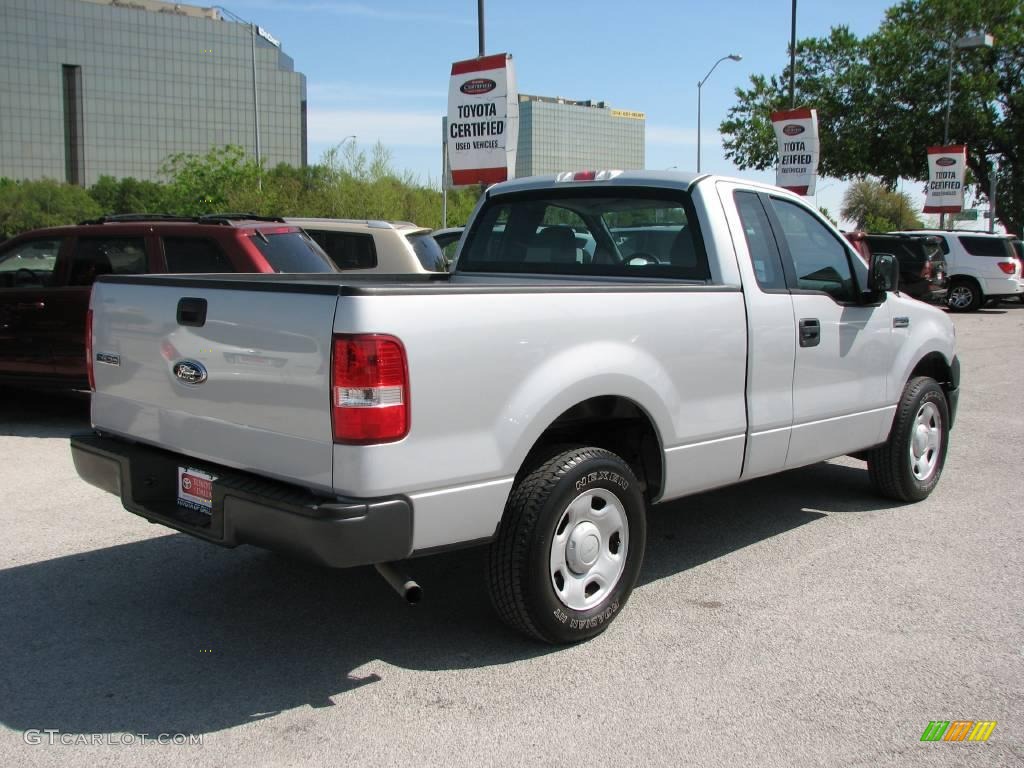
xmin=177 ymin=466 xmax=216 ymax=515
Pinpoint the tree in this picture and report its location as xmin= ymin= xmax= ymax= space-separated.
xmin=0 ymin=179 xmax=101 ymax=238
xmin=89 ymin=175 xmax=168 ymax=214
xmin=720 ymin=0 xmax=1023 ymax=235
xmin=841 ymin=179 xmax=924 ymax=230
xmin=160 ymin=145 xmax=261 ymax=215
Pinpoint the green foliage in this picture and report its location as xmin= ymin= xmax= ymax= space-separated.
xmin=841 ymin=179 xmax=924 ymax=230
xmin=0 ymin=179 xmax=102 ymax=238
xmin=720 ymin=0 xmax=1023 ymax=234
xmin=89 ymin=175 xmax=169 ymax=215
xmin=0 ymin=143 xmax=483 ymax=238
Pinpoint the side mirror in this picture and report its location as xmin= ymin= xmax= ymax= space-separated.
xmin=867 ymin=252 xmax=899 ymax=298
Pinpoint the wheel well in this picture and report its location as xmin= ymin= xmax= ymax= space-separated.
xmin=950 ymin=274 xmax=983 ymax=295
xmin=910 ymin=352 xmax=953 ymax=390
xmin=520 ymin=396 xmax=663 ymax=501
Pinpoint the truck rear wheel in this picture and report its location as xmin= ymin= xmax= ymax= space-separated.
xmin=947 ymin=279 xmax=981 ymax=312
xmin=867 ymin=376 xmax=949 ymax=502
xmin=487 ymin=447 xmax=646 ymax=644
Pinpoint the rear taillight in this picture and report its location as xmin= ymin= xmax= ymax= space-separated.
xmin=331 ymin=335 xmax=409 ymax=444
xmin=920 ymin=261 xmax=933 ymax=279
xmin=86 ymin=309 xmax=95 ymax=391
xmin=997 ymin=261 xmax=1015 ymax=275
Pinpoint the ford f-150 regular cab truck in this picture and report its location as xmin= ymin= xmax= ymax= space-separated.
xmin=71 ymin=171 xmax=960 ymax=644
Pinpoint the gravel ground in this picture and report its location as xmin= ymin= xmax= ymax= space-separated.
xmin=1 ymin=303 xmax=1021 ymax=767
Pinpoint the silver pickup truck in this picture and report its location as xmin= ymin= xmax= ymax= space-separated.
xmin=71 ymin=170 xmax=959 ymax=643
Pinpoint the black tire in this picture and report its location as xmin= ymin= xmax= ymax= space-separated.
xmin=487 ymin=447 xmax=646 ymax=644
xmin=946 ymin=278 xmax=981 ymax=312
xmin=867 ymin=377 xmax=950 ymax=502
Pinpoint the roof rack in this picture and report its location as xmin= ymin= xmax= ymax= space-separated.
xmin=198 ymin=212 xmax=287 ymax=224
xmin=79 ymin=213 xmax=196 ymax=225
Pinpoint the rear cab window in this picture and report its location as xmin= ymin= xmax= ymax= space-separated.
xmin=458 ymin=188 xmax=710 ymax=281
xmin=249 ymin=230 xmax=336 ymax=273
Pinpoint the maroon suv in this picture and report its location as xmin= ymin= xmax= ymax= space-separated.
xmin=0 ymin=214 xmax=336 ymax=388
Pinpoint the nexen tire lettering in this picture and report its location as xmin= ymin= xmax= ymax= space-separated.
xmin=575 ymin=470 xmax=629 ymax=491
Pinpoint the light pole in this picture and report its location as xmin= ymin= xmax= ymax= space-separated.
xmin=697 ymin=54 xmax=741 ymax=173
xmin=939 ymin=31 xmax=993 ymax=229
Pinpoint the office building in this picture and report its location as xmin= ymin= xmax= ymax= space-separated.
xmin=515 ymin=93 xmax=645 ymax=177
xmin=0 ymin=0 xmax=306 ymax=185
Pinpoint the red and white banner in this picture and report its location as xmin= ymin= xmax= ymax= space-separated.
xmin=446 ymin=53 xmax=518 ymax=187
xmin=771 ymin=108 xmax=819 ymax=195
xmin=923 ymin=145 xmax=967 ymax=214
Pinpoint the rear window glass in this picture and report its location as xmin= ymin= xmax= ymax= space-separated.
xmin=250 ymin=231 xmax=335 ymax=273
xmin=163 ymin=237 xmax=234 ymax=273
xmin=305 ymin=230 xmax=377 ymax=270
xmin=865 ymin=237 xmax=924 ymax=265
xmin=958 ymin=235 xmax=1014 ymax=258
xmin=458 ymin=189 xmax=709 ymax=280
xmin=406 ymin=233 xmax=446 ymax=271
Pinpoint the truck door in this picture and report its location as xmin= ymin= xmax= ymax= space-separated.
xmin=721 ymin=187 xmax=796 ymax=478
xmin=762 ymin=195 xmax=894 ymax=467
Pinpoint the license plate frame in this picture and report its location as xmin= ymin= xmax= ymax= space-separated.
xmin=177 ymin=466 xmax=216 ymax=516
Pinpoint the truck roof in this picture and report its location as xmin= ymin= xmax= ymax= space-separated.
xmin=488 ymin=170 xmax=707 ymax=195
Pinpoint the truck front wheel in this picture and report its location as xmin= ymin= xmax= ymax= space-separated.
xmin=487 ymin=447 xmax=647 ymax=644
xmin=867 ymin=376 xmax=950 ymax=502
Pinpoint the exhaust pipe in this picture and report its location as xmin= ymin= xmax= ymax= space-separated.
xmin=374 ymin=562 xmax=422 ymax=605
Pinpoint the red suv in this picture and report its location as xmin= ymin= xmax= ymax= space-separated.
xmin=0 ymin=214 xmax=336 ymax=388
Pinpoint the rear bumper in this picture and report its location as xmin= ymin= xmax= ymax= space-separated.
xmin=70 ymin=433 xmax=413 ymax=568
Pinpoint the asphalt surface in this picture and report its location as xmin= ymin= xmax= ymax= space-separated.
xmin=1 ymin=303 xmax=1022 ymax=767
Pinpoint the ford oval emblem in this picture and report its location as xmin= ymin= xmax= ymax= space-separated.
xmin=460 ymin=77 xmax=496 ymax=95
xmin=936 ymin=157 xmax=956 ymax=166
xmin=173 ymin=360 xmax=208 ymax=385
xmin=783 ymin=124 xmax=805 ymax=136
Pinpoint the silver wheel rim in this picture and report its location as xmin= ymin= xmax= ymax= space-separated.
xmin=549 ymin=488 xmax=628 ymax=611
xmin=948 ymin=286 xmax=973 ymax=309
xmin=909 ymin=401 xmax=942 ymax=481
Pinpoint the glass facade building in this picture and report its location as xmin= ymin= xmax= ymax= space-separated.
xmin=515 ymin=94 xmax=645 ymax=177
xmin=0 ymin=0 xmax=306 ymax=185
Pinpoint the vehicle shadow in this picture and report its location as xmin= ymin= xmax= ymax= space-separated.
xmin=0 ymin=386 xmax=90 ymax=438
xmin=0 ymin=458 xmax=888 ymax=737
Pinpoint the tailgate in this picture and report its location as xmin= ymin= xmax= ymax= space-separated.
xmin=89 ymin=277 xmax=340 ymax=492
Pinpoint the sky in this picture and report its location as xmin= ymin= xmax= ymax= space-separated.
xmin=226 ymin=0 xmax=993 ymax=229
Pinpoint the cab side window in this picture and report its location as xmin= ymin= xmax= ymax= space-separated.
xmin=0 ymin=238 xmax=63 ymax=287
xmin=733 ymin=192 xmax=786 ymax=290
xmin=770 ymin=198 xmax=856 ymax=302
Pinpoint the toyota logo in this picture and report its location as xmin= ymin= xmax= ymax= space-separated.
xmin=173 ymin=360 xmax=208 ymax=385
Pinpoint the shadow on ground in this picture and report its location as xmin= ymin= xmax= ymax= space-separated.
xmin=0 ymin=385 xmax=90 ymax=438
xmin=0 ymin=438 xmax=893 ymax=736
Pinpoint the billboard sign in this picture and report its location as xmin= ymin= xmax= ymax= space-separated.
xmin=771 ymin=107 xmax=819 ymax=195
xmin=923 ymin=145 xmax=967 ymax=214
xmin=447 ymin=53 xmax=518 ymax=187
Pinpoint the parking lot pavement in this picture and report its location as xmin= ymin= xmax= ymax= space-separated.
xmin=1 ymin=303 xmax=1021 ymax=768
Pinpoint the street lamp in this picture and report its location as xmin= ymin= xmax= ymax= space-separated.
xmin=940 ymin=31 xmax=993 ymax=229
xmin=697 ymin=54 xmax=742 ymax=173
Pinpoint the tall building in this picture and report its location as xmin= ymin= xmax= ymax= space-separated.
xmin=515 ymin=94 xmax=645 ymax=177
xmin=0 ymin=0 xmax=307 ymax=185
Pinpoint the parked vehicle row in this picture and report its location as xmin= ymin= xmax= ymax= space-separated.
xmin=71 ymin=170 xmax=959 ymax=643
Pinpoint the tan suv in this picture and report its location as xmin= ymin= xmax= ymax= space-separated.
xmin=287 ymin=218 xmax=447 ymax=273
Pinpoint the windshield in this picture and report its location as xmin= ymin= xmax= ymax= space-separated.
xmin=405 ymin=233 xmax=447 ymax=271
xmin=458 ymin=189 xmax=709 ymax=280
xmin=250 ymin=231 xmax=336 ymax=273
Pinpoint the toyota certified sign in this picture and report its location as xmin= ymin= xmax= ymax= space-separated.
xmin=446 ymin=53 xmax=518 ymax=187
xmin=771 ymin=108 xmax=820 ymax=195
xmin=924 ymin=145 xmax=967 ymax=214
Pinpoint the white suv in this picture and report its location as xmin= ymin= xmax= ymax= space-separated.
xmin=287 ymin=219 xmax=447 ymax=274
xmin=890 ymin=230 xmax=1023 ymax=311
